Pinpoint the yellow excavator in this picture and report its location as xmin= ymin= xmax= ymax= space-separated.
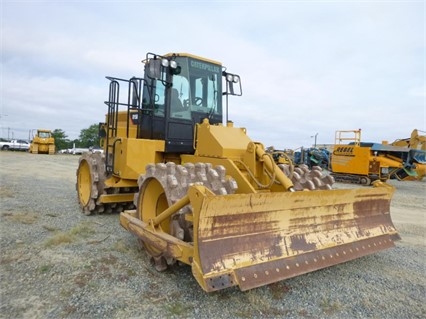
xmin=390 ymin=129 xmax=426 ymax=150
xmin=387 ymin=129 xmax=426 ymax=180
xmin=76 ymin=52 xmax=399 ymax=292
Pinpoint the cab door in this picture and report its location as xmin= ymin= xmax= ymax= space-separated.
xmin=139 ymin=78 xmax=166 ymax=141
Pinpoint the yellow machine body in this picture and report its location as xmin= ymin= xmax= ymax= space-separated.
xmin=413 ymin=163 xmax=426 ymax=180
xmin=78 ymin=110 xmax=167 ymax=213
xmin=120 ymin=120 xmax=399 ymax=292
xmin=330 ymin=130 xmax=404 ymax=184
xmin=332 ymin=145 xmax=374 ymax=176
xmin=390 ymin=129 xmax=426 ymax=151
xmin=332 ymin=145 xmax=403 ymax=178
xmin=30 ymin=129 xmax=55 ymax=155
xmin=77 ymin=52 xmax=399 ymax=292
xmin=387 ymin=129 xmax=426 ymax=181
xmin=112 ymin=138 xmax=165 ymax=180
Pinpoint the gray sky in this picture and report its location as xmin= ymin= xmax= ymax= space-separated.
xmin=2 ymin=0 xmax=425 ymax=149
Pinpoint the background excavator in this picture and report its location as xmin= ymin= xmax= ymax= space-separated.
xmin=390 ymin=129 xmax=426 ymax=150
xmin=386 ymin=129 xmax=426 ymax=181
xmin=76 ymin=52 xmax=399 ymax=292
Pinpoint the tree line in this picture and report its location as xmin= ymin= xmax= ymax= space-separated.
xmin=52 ymin=124 xmax=100 ymax=151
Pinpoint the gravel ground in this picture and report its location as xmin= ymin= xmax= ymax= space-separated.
xmin=0 ymin=151 xmax=425 ymax=319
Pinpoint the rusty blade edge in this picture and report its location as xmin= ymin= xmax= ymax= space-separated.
xmin=232 ymin=234 xmax=395 ymax=291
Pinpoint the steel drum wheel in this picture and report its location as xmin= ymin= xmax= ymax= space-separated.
xmin=136 ymin=162 xmax=238 ymax=271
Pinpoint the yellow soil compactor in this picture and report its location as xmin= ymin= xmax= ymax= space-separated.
xmin=76 ymin=52 xmax=399 ymax=292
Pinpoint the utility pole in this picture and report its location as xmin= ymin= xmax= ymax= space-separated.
xmin=311 ymin=133 xmax=318 ymax=148
xmin=0 ymin=114 xmax=8 ymax=139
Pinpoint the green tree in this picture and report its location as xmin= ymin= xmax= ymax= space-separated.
xmin=79 ymin=124 xmax=100 ymax=148
xmin=52 ymin=129 xmax=72 ymax=151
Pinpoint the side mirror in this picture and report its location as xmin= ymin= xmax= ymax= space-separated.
xmin=98 ymin=122 xmax=107 ymax=138
xmin=146 ymin=59 xmax=162 ymax=79
xmin=145 ymin=56 xmax=180 ymax=87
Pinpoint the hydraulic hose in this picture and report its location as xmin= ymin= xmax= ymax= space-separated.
xmin=255 ymin=145 xmax=295 ymax=192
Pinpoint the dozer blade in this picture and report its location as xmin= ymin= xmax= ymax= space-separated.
xmin=189 ymin=184 xmax=399 ymax=292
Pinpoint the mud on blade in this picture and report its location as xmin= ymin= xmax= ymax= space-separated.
xmin=190 ymin=185 xmax=399 ymax=292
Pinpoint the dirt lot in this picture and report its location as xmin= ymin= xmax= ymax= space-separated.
xmin=0 ymin=151 xmax=425 ymax=319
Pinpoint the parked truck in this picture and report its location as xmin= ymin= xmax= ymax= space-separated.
xmin=0 ymin=139 xmax=30 ymax=151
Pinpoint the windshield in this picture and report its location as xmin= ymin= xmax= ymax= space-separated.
xmin=411 ymin=149 xmax=426 ymax=164
xmin=38 ymin=132 xmax=51 ymax=138
xmin=170 ymin=57 xmax=222 ymax=119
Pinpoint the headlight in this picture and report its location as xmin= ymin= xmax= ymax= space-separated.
xmin=170 ymin=60 xmax=177 ymax=69
xmin=161 ymin=59 xmax=169 ymax=67
xmin=226 ymin=74 xmax=233 ymax=82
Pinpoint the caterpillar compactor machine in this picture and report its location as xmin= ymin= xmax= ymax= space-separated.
xmin=76 ymin=53 xmax=399 ymax=292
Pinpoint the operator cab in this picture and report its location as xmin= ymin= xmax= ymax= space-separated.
xmin=103 ymin=53 xmax=241 ymax=161
xmin=140 ymin=53 xmax=241 ymax=153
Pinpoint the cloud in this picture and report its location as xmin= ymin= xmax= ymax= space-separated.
xmin=2 ymin=71 xmax=105 ymax=139
xmin=1 ymin=1 xmax=424 ymax=148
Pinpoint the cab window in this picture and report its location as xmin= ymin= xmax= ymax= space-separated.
xmin=142 ymin=79 xmax=165 ymax=117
